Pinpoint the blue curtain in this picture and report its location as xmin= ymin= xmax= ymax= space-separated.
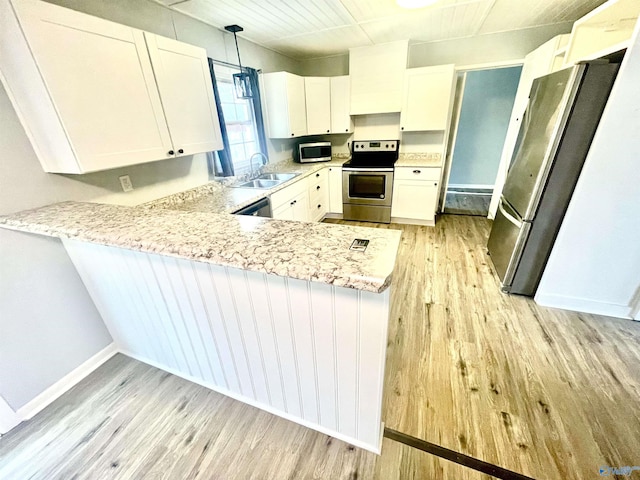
xmin=246 ymin=67 xmax=268 ymax=159
xmin=207 ymin=58 xmax=234 ymax=176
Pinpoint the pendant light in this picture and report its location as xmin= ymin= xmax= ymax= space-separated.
xmin=224 ymin=24 xmax=252 ymax=99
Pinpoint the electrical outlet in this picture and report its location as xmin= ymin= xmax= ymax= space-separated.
xmin=119 ymin=175 xmax=133 ymax=192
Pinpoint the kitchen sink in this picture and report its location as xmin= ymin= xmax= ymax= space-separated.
xmin=232 ymin=172 xmax=300 ymax=189
xmin=256 ymin=173 xmax=299 ymax=181
xmin=234 ymin=179 xmax=280 ymax=189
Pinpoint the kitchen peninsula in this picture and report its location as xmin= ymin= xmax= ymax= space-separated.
xmin=0 ymin=167 xmax=402 ymax=453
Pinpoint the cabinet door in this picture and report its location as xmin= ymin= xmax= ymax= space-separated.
xmin=293 ymin=191 xmax=310 ymax=222
xmin=350 ymin=41 xmax=408 ymax=115
xmin=263 ymin=72 xmax=307 ymax=138
xmin=391 ymin=179 xmax=438 ymax=221
xmin=330 ymin=76 xmax=353 ymax=133
xmin=400 ymin=65 xmax=455 ymax=132
xmin=145 ymin=33 xmax=222 ymax=156
xmin=272 ymin=201 xmax=295 ymax=220
xmin=9 ymin=0 xmax=173 ymax=172
xmin=287 ymin=74 xmax=308 ymax=137
xmin=305 ymin=77 xmax=331 ymax=135
xmin=328 ymin=166 xmax=343 ymax=213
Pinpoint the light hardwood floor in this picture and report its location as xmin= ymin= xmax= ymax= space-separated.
xmin=328 ymin=215 xmax=640 ymax=480
xmin=0 ymin=354 xmax=489 ymax=480
xmin=1 ymin=215 xmax=639 ymax=479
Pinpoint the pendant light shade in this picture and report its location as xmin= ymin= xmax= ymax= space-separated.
xmin=224 ymin=24 xmax=252 ymax=99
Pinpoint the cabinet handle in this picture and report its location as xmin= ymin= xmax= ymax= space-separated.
xmin=401 ymin=127 xmax=405 ymax=131
xmin=316 ymin=173 xmax=320 ymax=177
xmin=413 ymin=170 xmax=421 ymax=174
xmin=317 ymin=204 xmax=321 ymax=209
xmin=326 ymin=129 xmax=330 ymax=133
xmin=168 ymin=150 xmax=174 ymax=155
xmin=345 ymin=129 xmax=348 ymax=132
xmin=434 ymin=182 xmax=438 ymax=186
xmin=316 ymin=186 xmax=321 ymax=190
xmin=178 ymin=149 xmax=184 ymax=154
xmin=291 ymin=133 xmax=294 ymax=136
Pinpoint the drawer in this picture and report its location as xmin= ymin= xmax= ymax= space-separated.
xmin=308 ymin=168 xmax=328 ymax=185
xmin=309 ymin=178 xmax=328 ymax=203
xmin=270 ymin=177 xmax=308 ymax=209
xmin=394 ymin=166 xmax=441 ymax=181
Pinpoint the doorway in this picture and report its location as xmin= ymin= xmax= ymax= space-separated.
xmin=443 ymin=66 xmax=522 ymax=216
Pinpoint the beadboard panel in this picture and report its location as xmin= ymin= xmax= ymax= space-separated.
xmin=62 ymin=239 xmax=390 ymax=452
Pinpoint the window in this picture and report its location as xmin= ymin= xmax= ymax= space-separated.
xmin=212 ymin=64 xmax=262 ymax=176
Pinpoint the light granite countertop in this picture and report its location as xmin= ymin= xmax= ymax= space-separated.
xmin=396 ymin=152 xmax=443 ymax=168
xmin=0 ymin=201 xmax=401 ymax=293
xmin=145 ymin=158 xmax=346 ymax=214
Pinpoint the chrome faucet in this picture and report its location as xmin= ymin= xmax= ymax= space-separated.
xmin=249 ymin=152 xmax=269 ymax=176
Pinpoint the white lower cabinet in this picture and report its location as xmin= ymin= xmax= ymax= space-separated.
xmin=391 ymin=167 xmax=441 ymax=225
xmin=307 ymin=169 xmax=329 ymax=221
xmin=327 ymin=166 xmax=343 ymax=214
xmin=271 ymin=180 xmax=310 ymax=222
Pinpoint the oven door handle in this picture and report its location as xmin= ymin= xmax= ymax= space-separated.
xmin=342 ymin=167 xmax=394 ymax=172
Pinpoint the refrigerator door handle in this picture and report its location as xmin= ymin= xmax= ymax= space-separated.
xmin=498 ymin=201 xmax=523 ymax=229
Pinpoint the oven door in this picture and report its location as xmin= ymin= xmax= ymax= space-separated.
xmin=342 ymin=169 xmax=393 ymax=207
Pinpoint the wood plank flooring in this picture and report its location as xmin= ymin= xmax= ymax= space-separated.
xmin=1 ymin=214 xmax=639 ymax=479
xmin=0 ymin=354 xmax=489 ymax=480
xmin=328 ymin=215 xmax=640 ymax=480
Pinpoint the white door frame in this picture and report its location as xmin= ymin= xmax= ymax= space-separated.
xmin=440 ymin=61 xmax=525 ymax=213
xmin=0 ymin=395 xmax=21 ymax=435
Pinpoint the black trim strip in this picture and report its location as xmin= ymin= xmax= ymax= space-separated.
xmin=383 ymin=428 xmax=536 ymax=480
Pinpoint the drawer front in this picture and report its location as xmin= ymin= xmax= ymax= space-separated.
xmin=270 ymin=177 xmax=308 ymax=209
xmin=394 ymin=167 xmax=440 ymax=181
xmin=308 ymin=168 xmax=328 ymax=186
xmin=309 ymin=178 xmax=328 ymax=203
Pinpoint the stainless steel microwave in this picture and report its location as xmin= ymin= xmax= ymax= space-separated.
xmin=295 ymin=141 xmax=332 ymax=163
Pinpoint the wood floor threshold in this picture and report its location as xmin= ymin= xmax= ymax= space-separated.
xmin=383 ymin=428 xmax=535 ymax=480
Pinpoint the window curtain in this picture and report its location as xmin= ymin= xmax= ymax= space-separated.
xmin=207 ymin=58 xmax=234 ymax=177
xmin=246 ymin=67 xmax=268 ymax=159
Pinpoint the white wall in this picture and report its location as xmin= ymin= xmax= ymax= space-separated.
xmin=0 ymin=0 xmax=302 ymax=412
xmin=535 ymin=21 xmax=640 ymax=319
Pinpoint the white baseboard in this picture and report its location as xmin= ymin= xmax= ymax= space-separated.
xmin=15 ymin=343 xmax=118 ymax=422
xmin=0 ymin=396 xmax=21 ymax=435
xmin=447 ymin=183 xmax=494 ymax=190
xmin=534 ymin=293 xmax=632 ymax=319
xmin=121 ymin=350 xmax=382 ymax=454
xmin=391 ymin=216 xmax=435 ymax=227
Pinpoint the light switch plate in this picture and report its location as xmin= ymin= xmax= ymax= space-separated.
xmin=119 ymin=175 xmax=133 ymax=192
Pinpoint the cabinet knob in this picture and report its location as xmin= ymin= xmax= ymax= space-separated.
xmin=168 ymin=150 xmax=174 ymax=155
xmin=401 ymin=127 xmax=405 ymax=131
xmin=316 ymin=186 xmax=321 ymax=190
xmin=345 ymin=129 xmax=348 ymax=132
xmin=291 ymin=133 xmax=294 ymax=136
xmin=434 ymin=182 xmax=438 ymax=186
xmin=317 ymin=204 xmax=321 ymax=209
xmin=326 ymin=130 xmax=330 ymax=133
xmin=413 ymin=170 xmax=421 ymax=174
xmin=316 ymin=173 xmax=320 ymax=177
xmin=178 ymin=149 xmax=184 ymax=154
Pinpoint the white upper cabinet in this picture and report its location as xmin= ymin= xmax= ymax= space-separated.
xmin=330 ymin=76 xmax=353 ymax=134
xmin=400 ymin=65 xmax=456 ymax=132
xmin=349 ymin=41 xmax=408 ymax=115
xmin=304 ymin=77 xmax=331 ymax=135
xmin=0 ymin=0 xmax=222 ymax=174
xmin=263 ymin=72 xmax=307 ymax=138
xmin=144 ymin=33 xmax=222 ymax=158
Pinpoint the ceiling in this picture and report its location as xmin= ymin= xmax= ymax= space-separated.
xmin=155 ymin=0 xmax=607 ymax=59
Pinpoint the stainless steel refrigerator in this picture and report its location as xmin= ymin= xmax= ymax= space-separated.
xmin=487 ymin=61 xmax=620 ymax=296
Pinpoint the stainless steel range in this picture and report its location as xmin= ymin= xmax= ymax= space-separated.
xmin=342 ymin=140 xmax=399 ymax=223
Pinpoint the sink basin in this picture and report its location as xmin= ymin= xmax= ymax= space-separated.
xmin=257 ymin=173 xmax=299 ymax=181
xmin=234 ymin=179 xmax=279 ymax=189
xmin=232 ymin=172 xmax=300 ymax=189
